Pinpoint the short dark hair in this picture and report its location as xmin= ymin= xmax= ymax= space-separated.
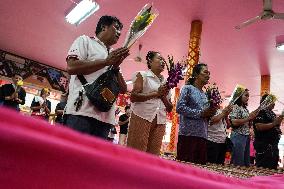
xmin=12 ymin=73 xmax=22 ymax=78
xmin=95 ymin=15 xmax=123 ymax=35
xmin=146 ymin=51 xmax=159 ymax=69
xmin=186 ymin=63 xmax=207 ymax=85
xmin=125 ymin=105 xmax=130 ymax=111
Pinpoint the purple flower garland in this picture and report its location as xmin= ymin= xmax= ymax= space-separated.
xmin=205 ymin=84 xmax=223 ymax=108
xmin=165 ymin=56 xmax=184 ymax=89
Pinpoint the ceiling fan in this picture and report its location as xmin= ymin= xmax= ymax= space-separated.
xmin=235 ymin=0 xmax=284 ymax=29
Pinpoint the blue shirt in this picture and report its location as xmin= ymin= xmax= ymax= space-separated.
xmin=176 ymin=85 xmax=209 ymax=139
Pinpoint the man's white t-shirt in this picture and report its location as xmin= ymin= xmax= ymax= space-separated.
xmin=65 ymin=35 xmax=116 ymax=125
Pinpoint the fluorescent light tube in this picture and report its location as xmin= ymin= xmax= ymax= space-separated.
xmin=276 ymin=43 xmax=284 ymax=51
xmin=126 ymin=80 xmax=133 ymax=85
xmin=66 ymin=0 xmax=100 ymax=25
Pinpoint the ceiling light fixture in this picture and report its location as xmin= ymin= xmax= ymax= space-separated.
xmin=66 ymin=0 xmax=100 ymax=25
xmin=126 ymin=80 xmax=133 ymax=85
xmin=276 ymin=35 xmax=284 ymax=51
xmin=276 ymin=43 xmax=284 ymax=51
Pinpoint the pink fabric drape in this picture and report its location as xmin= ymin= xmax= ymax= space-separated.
xmin=0 ymin=107 xmax=283 ymax=189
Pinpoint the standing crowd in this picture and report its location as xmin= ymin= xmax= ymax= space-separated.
xmin=0 ymin=15 xmax=282 ymax=170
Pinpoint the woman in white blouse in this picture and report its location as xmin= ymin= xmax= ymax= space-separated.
xmin=127 ymin=51 xmax=173 ymax=155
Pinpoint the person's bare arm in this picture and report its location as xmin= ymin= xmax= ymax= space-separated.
xmin=118 ymin=119 xmax=129 ymax=126
xmin=255 ymin=116 xmax=283 ymax=131
xmin=210 ymin=105 xmax=233 ymax=124
xmin=210 ymin=112 xmax=226 ymax=125
xmin=130 ymin=73 xmax=160 ymax=102
xmin=67 ymin=58 xmax=108 ymax=75
xmin=56 ymin=109 xmax=64 ymax=115
xmin=161 ymin=95 xmax=173 ymax=113
xmin=67 ymin=47 xmax=129 ymax=75
xmin=43 ymin=103 xmax=51 ymax=115
xmin=231 ymin=109 xmax=259 ymax=127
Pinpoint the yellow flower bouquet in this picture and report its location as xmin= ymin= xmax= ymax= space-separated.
xmin=259 ymin=93 xmax=277 ymax=110
xmin=228 ymin=84 xmax=246 ymax=104
xmin=123 ymin=3 xmax=158 ymax=48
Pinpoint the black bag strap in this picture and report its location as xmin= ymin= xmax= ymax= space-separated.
xmin=77 ymin=75 xmax=88 ymax=85
xmin=77 ymin=65 xmax=119 ymax=86
xmin=74 ymin=75 xmax=86 ymax=111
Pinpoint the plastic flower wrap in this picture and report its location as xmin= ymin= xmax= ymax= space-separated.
xmin=123 ymin=3 xmax=158 ymax=48
xmin=259 ymin=94 xmax=277 ymax=110
xmin=205 ymin=83 xmax=223 ymax=108
xmin=228 ymin=84 xmax=246 ymax=104
xmin=165 ymin=56 xmax=184 ymax=89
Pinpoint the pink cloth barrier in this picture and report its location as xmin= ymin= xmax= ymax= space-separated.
xmin=250 ymin=138 xmax=256 ymax=157
xmin=0 ymin=107 xmax=282 ymax=189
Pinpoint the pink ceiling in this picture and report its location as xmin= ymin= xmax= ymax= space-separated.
xmin=1 ymin=0 xmax=284 ymax=111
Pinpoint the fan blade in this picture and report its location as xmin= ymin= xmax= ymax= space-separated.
xmin=138 ymin=43 xmax=142 ymax=51
xmin=274 ymin=13 xmax=284 ymax=19
xmin=125 ymin=58 xmax=135 ymax=61
xmin=235 ymin=15 xmax=261 ymax=29
xmin=263 ymin=0 xmax=272 ymax=11
xmin=134 ymin=56 xmax=142 ymax=62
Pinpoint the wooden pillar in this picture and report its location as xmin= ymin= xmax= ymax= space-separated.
xmin=260 ymin=75 xmax=270 ymax=96
xmin=185 ymin=20 xmax=203 ymax=81
xmin=167 ymin=87 xmax=180 ymax=152
xmin=167 ymin=20 xmax=202 ymax=153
